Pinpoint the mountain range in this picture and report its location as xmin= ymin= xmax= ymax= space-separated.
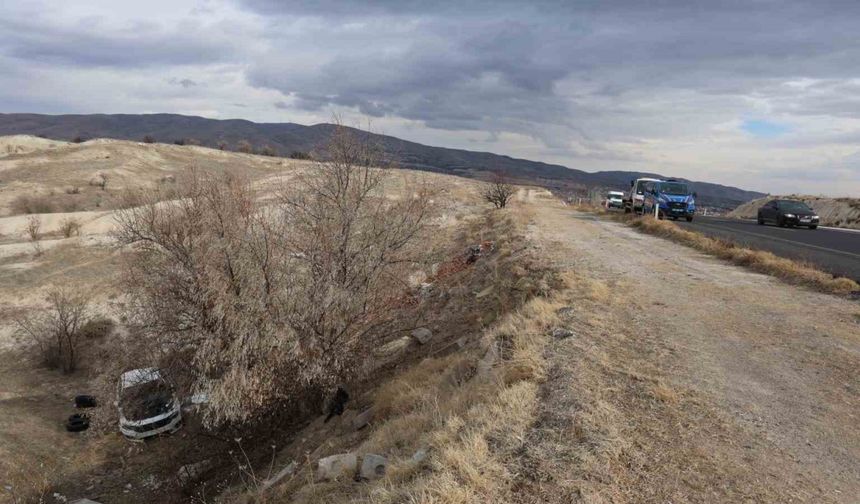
xmin=0 ymin=113 xmax=764 ymax=208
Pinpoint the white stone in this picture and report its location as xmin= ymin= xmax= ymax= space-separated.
xmin=359 ymin=454 xmax=387 ymax=480
xmin=410 ymin=328 xmax=433 ymax=345
xmin=316 ymin=453 xmax=358 ymax=481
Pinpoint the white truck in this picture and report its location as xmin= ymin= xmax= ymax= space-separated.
xmin=624 ymin=177 xmax=662 ymax=214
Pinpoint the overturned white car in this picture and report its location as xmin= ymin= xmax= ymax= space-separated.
xmin=118 ymin=368 xmax=182 ymax=441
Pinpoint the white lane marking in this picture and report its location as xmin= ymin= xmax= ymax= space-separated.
xmin=691 ymin=221 xmax=860 ymax=260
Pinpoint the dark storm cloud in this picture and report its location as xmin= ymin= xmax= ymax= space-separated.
xmin=0 ymin=16 xmax=240 ymax=68
xmin=238 ymin=0 xmax=860 ymax=149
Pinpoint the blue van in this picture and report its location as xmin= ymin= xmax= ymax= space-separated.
xmin=641 ymin=180 xmax=697 ymax=221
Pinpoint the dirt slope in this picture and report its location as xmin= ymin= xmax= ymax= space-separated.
xmin=516 ymin=198 xmax=860 ymax=502
xmin=730 ymin=195 xmax=860 ymax=229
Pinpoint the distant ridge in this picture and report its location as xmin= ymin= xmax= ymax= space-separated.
xmin=0 ymin=113 xmax=765 ymax=208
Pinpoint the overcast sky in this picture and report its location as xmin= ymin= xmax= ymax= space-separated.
xmin=2 ymin=0 xmax=859 ymax=195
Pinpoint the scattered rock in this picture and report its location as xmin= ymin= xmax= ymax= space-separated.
xmin=475 ymin=285 xmax=493 ymax=298
xmin=261 ymin=461 xmax=297 ymax=491
xmin=375 ymin=336 xmax=412 ymax=358
xmin=418 ymin=282 xmax=434 ymax=298
xmin=477 ymin=342 xmax=499 ymax=375
xmin=352 ymin=407 xmax=374 ymax=430
xmin=410 ymin=328 xmax=433 ymax=345
xmin=177 ymin=459 xmax=213 ymax=486
xmin=455 ymin=337 xmax=467 ymax=348
xmin=411 ymin=448 xmax=428 ymax=464
xmin=556 ymin=306 xmax=575 ymax=318
xmin=317 ymin=453 xmax=358 ymax=481
xmin=550 ymin=327 xmax=575 ymax=340
xmin=359 ymin=454 xmax=387 ymax=480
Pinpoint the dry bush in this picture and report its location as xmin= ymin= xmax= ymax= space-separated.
xmin=482 ymin=172 xmax=515 ymax=209
xmin=237 ymin=139 xmax=253 ymax=153
xmin=65 ymin=186 xmax=81 ymax=195
xmin=630 ymin=217 xmax=859 ymax=295
xmin=59 ymin=216 xmax=82 ymax=238
xmin=25 ymin=215 xmax=41 ymax=241
xmin=15 ymin=289 xmax=90 ymax=373
xmin=218 ymin=141 xmax=228 ymax=151
xmin=259 ymin=144 xmax=278 ymax=157
xmin=114 ymin=124 xmax=432 ymax=426
xmin=91 ymin=172 xmax=109 ymax=191
xmin=11 ymin=194 xmax=55 ymax=214
xmin=78 ymin=317 xmax=114 ymax=339
xmin=142 ymin=135 xmax=157 ymax=144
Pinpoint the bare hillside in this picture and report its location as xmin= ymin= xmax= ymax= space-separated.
xmin=730 ymin=195 xmax=860 ymax=229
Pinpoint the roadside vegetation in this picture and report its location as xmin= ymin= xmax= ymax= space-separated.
xmin=627 ymin=215 xmax=859 ymax=295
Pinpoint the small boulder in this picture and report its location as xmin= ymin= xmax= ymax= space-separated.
xmin=177 ymin=459 xmax=212 ymax=486
xmin=556 ymin=306 xmax=575 ymax=318
xmin=261 ymin=461 xmax=296 ymax=491
xmin=418 ymin=283 xmax=434 ymax=298
xmin=477 ymin=342 xmax=499 ymax=375
xmin=352 ymin=407 xmax=374 ymax=430
xmin=411 ymin=448 xmax=428 ymax=464
xmin=551 ymin=327 xmax=575 ymax=340
xmin=359 ymin=454 xmax=387 ymax=480
xmin=410 ymin=328 xmax=433 ymax=345
xmin=316 ymin=453 xmax=358 ymax=481
xmin=375 ymin=336 xmax=412 ymax=357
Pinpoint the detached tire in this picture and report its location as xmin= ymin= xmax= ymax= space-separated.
xmin=75 ymin=395 xmax=97 ymax=408
xmin=66 ymin=413 xmax=90 ymax=432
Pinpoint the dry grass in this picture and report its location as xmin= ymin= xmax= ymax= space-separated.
xmin=628 ymin=216 xmax=859 ymax=295
xmin=258 ymin=255 xmax=569 ymax=504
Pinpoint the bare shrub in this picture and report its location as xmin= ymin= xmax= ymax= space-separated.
xmin=482 ymin=173 xmax=515 ymax=209
xmin=218 ymin=141 xmax=228 ymax=151
xmin=78 ymin=317 xmax=114 ymax=339
xmin=11 ymin=194 xmax=55 ymax=214
xmin=91 ymin=172 xmax=109 ymax=191
xmin=290 ymin=151 xmax=311 ymax=160
xmin=142 ymin=135 xmax=157 ymax=144
xmin=114 ymin=125 xmax=432 ymax=426
xmin=236 ymin=139 xmax=253 ymax=154
xmin=15 ymin=290 xmax=90 ymax=373
xmin=65 ymin=186 xmax=81 ymax=195
xmin=59 ymin=217 xmax=82 ymax=238
xmin=71 ymin=135 xmax=85 ymax=143
xmin=26 ymin=215 xmax=41 ymax=241
xmin=259 ymin=144 xmax=278 ymax=157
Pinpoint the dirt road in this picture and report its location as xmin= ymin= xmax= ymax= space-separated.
xmin=516 ymin=200 xmax=860 ymax=503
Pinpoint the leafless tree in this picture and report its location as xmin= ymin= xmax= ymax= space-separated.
xmin=114 ymin=124 xmax=432 ymax=425
xmin=16 ymin=289 xmax=90 ymax=373
xmin=482 ymin=172 xmax=515 ymax=208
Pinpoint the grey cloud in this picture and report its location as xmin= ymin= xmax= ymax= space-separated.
xmin=168 ymin=78 xmax=199 ymax=88
xmin=0 ymin=17 xmax=242 ymax=68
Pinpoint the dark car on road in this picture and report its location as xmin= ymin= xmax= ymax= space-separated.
xmin=757 ymin=199 xmax=819 ymax=229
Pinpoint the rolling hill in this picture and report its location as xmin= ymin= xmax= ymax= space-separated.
xmin=0 ymin=113 xmax=765 ymax=208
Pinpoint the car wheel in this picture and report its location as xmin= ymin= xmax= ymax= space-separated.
xmin=778 ymin=216 xmax=785 ymax=227
xmin=757 ymin=214 xmax=764 ymax=225
xmin=686 ymin=216 xmax=693 ymax=222
xmin=809 ymin=225 xmax=817 ymax=230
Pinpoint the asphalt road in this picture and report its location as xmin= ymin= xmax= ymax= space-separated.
xmin=675 ymin=216 xmax=860 ymax=282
